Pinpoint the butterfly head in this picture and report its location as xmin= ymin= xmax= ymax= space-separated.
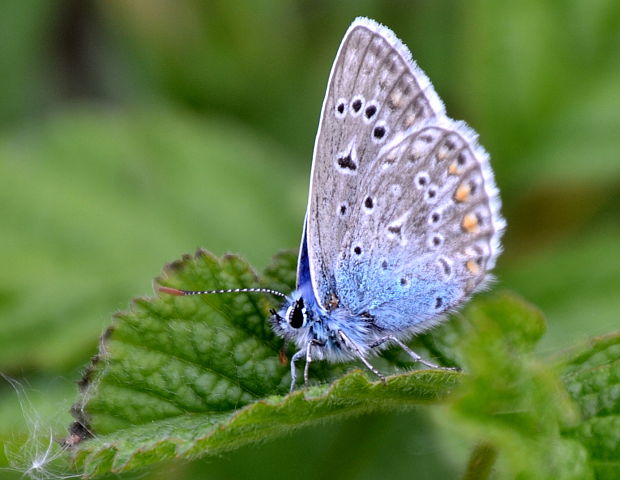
xmin=270 ymin=292 xmax=316 ymax=341
xmin=284 ymin=297 xmax=308 ymax=329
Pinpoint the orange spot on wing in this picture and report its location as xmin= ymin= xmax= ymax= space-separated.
xmin=466 ymin=259 xmax=481 ymax=275
xmin=462 ymin=213 xmax=479 ymax=233
xmin=454 ymin=182 xmax=471 ymax=202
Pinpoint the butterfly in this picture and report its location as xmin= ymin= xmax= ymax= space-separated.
xmin=163 ymin=17 xmax=505 ymax=391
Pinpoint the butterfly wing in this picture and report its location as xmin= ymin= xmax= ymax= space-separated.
xmin=333 ymin=116 xmax=505 ymax=332
xmin=303 ymin=17 xmax=447 ymax=308
xmin=303 ymin=18 xmax=505 ymax=333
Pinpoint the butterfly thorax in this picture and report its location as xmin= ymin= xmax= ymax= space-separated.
xmin=271 ymin=284 xmax=377 ymax=362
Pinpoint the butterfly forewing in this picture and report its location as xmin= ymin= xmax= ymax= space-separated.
xmin=305 ymin=18 xmax=447 ymax=309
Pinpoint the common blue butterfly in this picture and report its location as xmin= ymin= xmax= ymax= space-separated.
xmin=163 ymin=18 xmax=505 ymax=391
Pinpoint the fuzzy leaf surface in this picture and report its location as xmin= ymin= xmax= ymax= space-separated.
xmin=560 ymin=332 xmax=620 ymax=479
xmin=71 ymin=250 xmax=460 ymax=477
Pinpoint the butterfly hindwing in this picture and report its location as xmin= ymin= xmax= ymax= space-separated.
xmin=334 ymin=117 xmax=504 ymax=333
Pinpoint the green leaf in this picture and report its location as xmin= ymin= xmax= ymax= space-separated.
xmin=560 ymin=332 xmax=620 ymax=479
xmin=74 ymin=370 xmax=459 ymax=477
xmin=66 ymin=250 xmax=620 ymax=479
xmin=69 ymin=250 xmax=460 ymax=477
xmin=448 ymin=293 xmax=594 ymax=480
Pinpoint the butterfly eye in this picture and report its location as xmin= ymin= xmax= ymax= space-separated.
xmin=287 ymin=298 xmax=307 ymax=329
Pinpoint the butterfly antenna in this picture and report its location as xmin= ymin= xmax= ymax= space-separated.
xmin=159 ymin=286 xmax=287 ymax=298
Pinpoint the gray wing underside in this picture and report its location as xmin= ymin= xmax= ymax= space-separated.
xmin=304 ymin=18 xmax=504 ymax=330
xmin=332 ymin=119 xmax=504 ymax=331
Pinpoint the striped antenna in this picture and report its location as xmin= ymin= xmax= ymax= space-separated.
xmin=159 ymin=286 xmax=287 ymax=298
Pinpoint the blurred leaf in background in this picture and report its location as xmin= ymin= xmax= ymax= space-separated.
xmin=0 ymin=0 xmax=619 ymax=478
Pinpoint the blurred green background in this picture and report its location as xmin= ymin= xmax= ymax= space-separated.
xmin=0 ymin=1 xmax=618 ymax=478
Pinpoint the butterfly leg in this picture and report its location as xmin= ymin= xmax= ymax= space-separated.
xmin=302 ymin=339 xmax=325 ymax=388
xmin=290 ymin=349 xmax=306 ymax=392
xmin=303 ymin=341 xmax=313 ymax=387
xmin=338 ymin=331 xmax=386 ymax=384
xmin=370 ymin=335 xmax=452 ymax=370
